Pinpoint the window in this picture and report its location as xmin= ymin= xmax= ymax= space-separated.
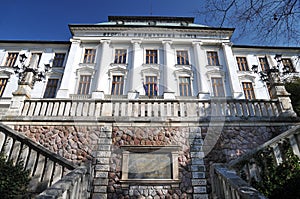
xmin=207 ymin=51 xmax=219 ymax=66
xmin=242 ymin=82 xmax=255 ymax=99
xmin=211 ymin=78 xmax=225 ymax=97
xmin=44 ymin=79 xmax=59 ymax=98
xmin=282 ymin=58 xmax=295 ymax=72
xmin=179 ymin=77 xmax=191 ymax=96
xmin=4 ymin=53 xmax=18 ymax=67
xmin=111 ymin=75 xmax=124 ymax=95
xmin=259 ymin=57 xmax=269 ymax=71
xmin=52 ymin=53 xmax=66 ymax=67
xmin=0 ymin=78 xmax=8 ymax=97
xmin=83 ymin=49 xmax=96 ymax=64
xmin=77 ymin=75 xmax=91 ymax=95
xmin=114 ymin=49 xmax=127 ymax=64
xmin=236 ymin=57 xmax=249 ymax=71
xmin=145 ymin=50 xmax=158 ymax=64
xmin=30 ymin=53 xmax=42 ymax=67
xmin=144 ymin=76 xmax=158 ymax=96
xmin=177 ymin=51 xmax=189 ymax=65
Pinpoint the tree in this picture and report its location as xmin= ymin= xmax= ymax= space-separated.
xmin=285 ymin=77 xmax=300 ymax=116
xmin=197 ymin=0 xmax=300 ymax=45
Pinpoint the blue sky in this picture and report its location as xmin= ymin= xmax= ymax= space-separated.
xmin=0 ymin=0 xmax=264 ymax=45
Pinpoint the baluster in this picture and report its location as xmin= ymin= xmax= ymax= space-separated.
xmin=82 ymin=102 xmax=89 ymax=116
xmin=174 ymin=102 xmax=179 ymax=117
xmin=88 ymin=101 xmax=96 ymax=116
xmin=127 ymin=102 xmax=133 ymax=117
xmin=52 ymin=101 xmax=60 ymax=116
xmin=271 ymin=143 xmax=283 ymax=165
xmin=21 ymin=101 xmax=30 ymax=116
xmin=133 ymin=102 xmax=139 ymax=117
xmin=58 ymin=101 xmax=65 ymax=116
xmin=94 ymin=102 xmax=102 ymax=116
xmin=289 ymin=134 xmax=300 ymax=158
xmin=140 ymin=102 xmax=146 ymax=117
xmin=76 ymin=101 xmax=83 ymax=116
xmin=34 ymin=101 xmax=42 ymax=116
xmin=40 ymin=101 xmax=48 ymax=116
xmin=46 ymin=101 xmax=54 ymax=116
xmin=120 ymin=101 xmax=127 ymax=116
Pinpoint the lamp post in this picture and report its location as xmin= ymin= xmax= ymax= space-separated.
xmin=251 ymin=54 xmax=296 ymax=117
xmin=12 ymin=53 xmax=51 ymax=89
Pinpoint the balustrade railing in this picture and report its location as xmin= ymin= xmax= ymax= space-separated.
xmin=0 ymin=124 xmax=90 ymax=196
xmin=17 ymin=98 xmax=282 ymax=118
xmin=211 ymin=125 xmax=300 ymax=199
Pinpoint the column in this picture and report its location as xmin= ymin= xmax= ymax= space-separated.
xmin=162 ymin=40 xmax=175 ymax=99
xmin=222 ymin=42 xmax=243 ymax=99
xmin=193 ymin=42 xmax=210 ymax=99
xmin=127 ymin=40 xmax=142 ymax=99
xmin=56 ymin=39 xmax=80 ymax=98
xmin=92 ymin=39 xmax=111 ymax=99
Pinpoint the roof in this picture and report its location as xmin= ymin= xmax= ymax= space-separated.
xmin=108 ymin=16 xmax=195 ymax=23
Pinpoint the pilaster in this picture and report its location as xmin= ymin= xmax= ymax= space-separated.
xmin=222 ymin=42 xmax=243 ymax=99
xmin=129 ymin=39 xmax=142 ymax=93
xmin=162 ymin=40 xmax=173 ymax=94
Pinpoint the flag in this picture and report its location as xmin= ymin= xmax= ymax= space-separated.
xmin=143 ymin=82 xmax=148 ymax=94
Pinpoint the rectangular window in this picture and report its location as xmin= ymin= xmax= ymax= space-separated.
xmin=242 ymin=82 xmax=255 ymax=99
xmin=211 ymin=77 xmax=225 ymax=97
xmin=77 ymin=75 xmax=91 ymax=95
xmin=30 ymin=53 xmax=42 ymax=67
xmin=83 ymin=49 xmax=96 ymax=64
xmin=111 ymin=75 xmax=124 ymax=95
xmin=4 ymin=53 xmax=18 ymax=67
xmin=207 ymin=51 xmax=219 ymax=66
xmin=114 ymin=49 xmax=127 ymax=64
xmin=144 ymin=76 xmax=158 ymax=96
xmin=177 ymin=51 xmax=189 ymax=65
xmin=179 ymin=77 xmax=191 ymax=96
xmin=145 ymin=50 xmax=158 ymax=64
xmin=282 ymin=58 xmax=295 ymax=72
xmin=0 ymin=78 xmax=8 ymax=97
xmin=44 ymin=79 xmax=59 ymax=98
xmin=52 ymin=53 xmax=66 ymax=67
xmin=259 ymin=57 xmax=269 ymax=71
xmin=236 ymin=57 xmax=249 ymax=71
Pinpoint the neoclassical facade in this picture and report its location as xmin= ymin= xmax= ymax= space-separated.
xmin=1 ymin=16 xmax=299 ymax=101
xmin=0 ymin=16 xmax=300 ymax=199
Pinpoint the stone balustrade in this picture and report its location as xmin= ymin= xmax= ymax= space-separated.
xmin=211 ymin=164 xmax=266 ymax=199
xmin=0 ymin=124 xmax=83 ymax=195
xmin=36 ymin=166 xmax=90 ymax=199
xmin=210 ymin=125 xmax=300 ymax=199
xmin=12 ymin=98 xmax=283 ymax=119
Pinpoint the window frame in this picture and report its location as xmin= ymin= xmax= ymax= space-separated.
xmin=144 ymin=75 xmax=158 ymax=96
xmin=4 ymin=52 xmax=18 ymax=67
xmin=211 ymin=77 xmax=225 ymax=97
xmin=43 ymin=79 xmax=59 ymax=98
xmin=258 ymin=57 xmax=269 ymax=71
xmin=83 ymin=48 xmax=96 ymax=64
xmin=282 ymin=58 xmax=295 ymax=73
xmin=114 ymin=49 xmax=127 ymax=64
xmin=111 ymin=75 xmax=124 ymax=95
xmin=236 ymin=56 xmax=249 ymax=71
xmin=178 ymin=76 xmax=191 ymax=96
xmin=52 ymin=53 xmax=66 ymax=67
xmin=0 ymin=78 xmax=8 ymax=97
xmin=242 ymin=82 xmax=256 ymax=99
xmin=77 ymin=75 xmax=92 ymax=95
xmin=207 ymin=51 xmax=220 ymax=66
xmin=145 ymin=49 xmax=158 ymax=64
xmin=176 ymin=50 xmax=189 ymax=65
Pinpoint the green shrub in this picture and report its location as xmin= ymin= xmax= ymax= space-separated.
xmin=285 ymin=77 xmax=300 ymax=116
xmin=0 ymin=152 xmax=31 ymax=199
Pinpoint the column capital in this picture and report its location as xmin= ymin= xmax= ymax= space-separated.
xmin=100 ymin=39 xmax=111 ymax=45
xmin=131 ymin=39 xmax=142 ymax=48
xmin=222 ymin=42 xmax=233 ymax=47
xmin=162 ymin=40 xmax=173 ymax=45
xmin=192 ymin=41 xmax=203 ymax=46
xmin=70 ymin=39 xmax=81 ymax=44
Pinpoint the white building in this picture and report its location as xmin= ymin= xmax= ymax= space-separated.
xmin=1 ymin=16 xmax=299 ymax=101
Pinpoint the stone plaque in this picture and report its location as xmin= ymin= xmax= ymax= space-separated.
xmin=128 ymin=153 xmax=172 ymax=179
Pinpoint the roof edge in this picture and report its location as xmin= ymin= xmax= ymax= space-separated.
xmin=233 ymin=44 xmax=300 ymax=50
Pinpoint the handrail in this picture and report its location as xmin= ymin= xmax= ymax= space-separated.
xmin=0 ymin=123 xmax=77 ymax=195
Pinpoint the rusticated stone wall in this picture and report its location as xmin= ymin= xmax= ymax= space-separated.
xmin=109 ymin=126 xmax=196 ymax=199
xmin=14 ymin=124 xmax=291 ymax=199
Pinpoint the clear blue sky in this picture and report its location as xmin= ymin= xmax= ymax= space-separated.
xmin=0 ymin=0 xmax=256 ymax=45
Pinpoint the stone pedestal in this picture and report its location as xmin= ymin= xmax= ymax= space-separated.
xmin=198 ymin=92 xmax=210 ymax=100
xmin=92 ymin=91 xmax=105 ymax=99
xmin=127 ymin=90 xmax=139 ymax=99
xmin=163 ymin=91 xmax=175 ymax=99
xmin=6 ymin=85 xmax=31 ymax=116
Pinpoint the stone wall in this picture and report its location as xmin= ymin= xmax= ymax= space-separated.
xmin=14 ymin=123 xmax=291 ymax=198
